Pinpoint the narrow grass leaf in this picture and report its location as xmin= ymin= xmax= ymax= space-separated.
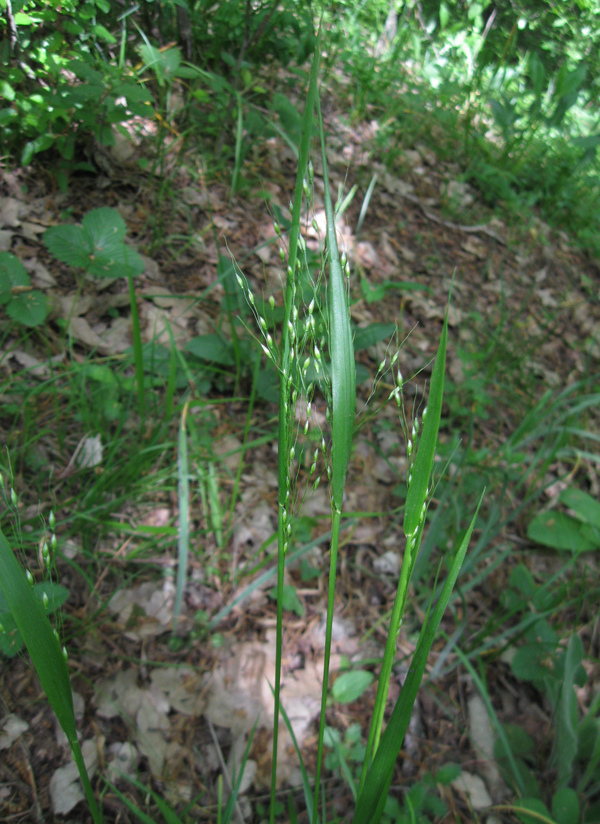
xmin=0 ymin=528 xmax=103 ymax=823
xmin=317 ymin=94 xmax=355 ymax=510
xmin=403 ymin=310 xmax=448 ymax=538
xmin=0 ymin=529 xmax=76 ymax=741
xmin=126 ymin=269 xmax=145 ymax=423
xmin=353 ymin=492 xmax=483 ymax=824
xmin=173 ymin=400 xmax=190 ymax=627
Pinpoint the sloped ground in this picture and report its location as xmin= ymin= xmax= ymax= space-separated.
xmin=0 ymin=88 xmax=599 ymax=823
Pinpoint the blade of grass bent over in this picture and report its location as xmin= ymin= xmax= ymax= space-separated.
xmin=352 ymin=492 xmax=484 ymax=824
xmin=0 ymin=528 xmax=103 ymax=823
xmin=312 ymin=90 xmax=356 ymax=818
xmin=270 ymin=30 xmax=321 ymax=823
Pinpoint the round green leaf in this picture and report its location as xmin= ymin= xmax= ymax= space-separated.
xmin=332 ymin=670 xmax=374 ymax=704
xmin=7 ymin=290 xmax=48 ymax=327
xmin=552 ymin=787 xmax=579 ymax=824
xmin=527 ymin=511 xmax=598 ymax=551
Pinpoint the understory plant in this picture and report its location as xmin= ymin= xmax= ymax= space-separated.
xmin=231 ymin=33 xmax=481 ymax=824
xmin=0 ymin=29 xmax=481 ymax=824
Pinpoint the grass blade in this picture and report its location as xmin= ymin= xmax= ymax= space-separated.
xmin=311 ymin=89 xmax=356 ymax=819
xmin=173 ymin=399 xmax=190 ymax=626
xmin=353 ymin=492 xmax=484 ymax=824
xmin=0 ymin=528 xmax=103 ymax=823
xmin=403 ymin=309 xmax=448 ymax=540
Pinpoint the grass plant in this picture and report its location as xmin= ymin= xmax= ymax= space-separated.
xmin=0 ymin=34 xmax=481 ymax=824
xmin=1 ymin=12 xmax=599 ymax=824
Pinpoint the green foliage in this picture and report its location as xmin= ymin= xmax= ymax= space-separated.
xmin=528 ymin=488 xmax=600 ymax=552
xmin=0 ymin=252 xmax=48 ymax=327
xmin=0 ymin=0 xmax=153 ymax=186
xmin=495 ymin=567 xmax=599 ymax=823
xmin=44 ymin=207 xmax=144 ymax=279
xmin=0 ymin=579 xmax=69 ymax=657
xmin=0 ymin=0 xmax=316 ymax=192
xmin=332 ymin=670 xmax=374 ymax=704
xmin=328 ymin=0 xmax=600 ymax=254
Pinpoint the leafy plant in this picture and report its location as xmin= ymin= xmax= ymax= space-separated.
xmin=0 ymin=252 xmax=48 ymax=327
xmin=528 ymin=488 xmax=600 ymax=552
xmin=0 ymin=0 xmax=153 ymax=187
xmin=44 ymin=207 xmax=147 ymax=421
xmin=0 ymin=482 xmax=102 ymax=823
xmin=494 ymin=564 xmax=600 ymax=823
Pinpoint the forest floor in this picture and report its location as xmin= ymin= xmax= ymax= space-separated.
xmin=1 ymin=85 xmax=599 ymax=824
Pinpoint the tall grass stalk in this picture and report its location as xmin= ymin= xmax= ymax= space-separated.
xmin=269 ymin=31 xmax=322 ymax=822
xmin=312 ymin=90 xmax=356 ymax=817
xmin=230 ymin=36 xmax=480 ymax=824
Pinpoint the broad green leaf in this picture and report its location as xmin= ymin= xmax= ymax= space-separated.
xmin=353 ymin=322 xmax=396 ymax=351
xmin=511 ymin=644 xmax=552 ymax=684
xmin=559 ymin=488 xmax=600 ymax=529
xmin=44 ymin=223 xmax=93 ymax=270
xmin=91 ymin=23 xmax=117 ymax=43
xmin=527 ymin=511 xmax=598 ymax=551
xmin=8 ymin=290 xmax=48 ymax=327
xmin=0 ymin=252 xmax=29 ymax=304
xmin=552 ymin=787 xmax=579 ymax=824
xmin=404 ymin=310 xmax=448 ymax=539
xmin=185 ymin=334 xmax=234 ymax=366
xmin=435 ymin=763 xmax=461 ymax=785
xmin=360 ymin=278 xmax=429 ymax=304
xmin=268 ymin=585 xmax=304 ymax=617
xmin=332 ymin=670 xmax=374 ymax=704
xmin=45 ymin=208 xmax=144 ymax=279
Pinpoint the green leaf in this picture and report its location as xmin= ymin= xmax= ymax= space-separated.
xmin=0 ymin=530 xmax=77 ymax=742
xmin=360 ymin=278 xmax=430 ymax=304
xmin=552 ymin=635 xmax=582 ymax=788
xmin=0 ymin=252 xmax=30 ymax=304
xmin=91 ymin=23 xmax=117 ymax=44
xmin=272 ymin=92 xmax=303 ymax=145
xmin=559 ymin=488 xmax=600 ymax=529
xmin=8 ymin=290 xmax=48 ymax=327
xmin=527 ymin=511 xmax=598 ymax=551
xmin=319 ymin=98 xmax=355 ymax=511
xmin=353 ymin=493 xmax=483 ymax=824
xmin=552 ymin=787 xmax=579 ymax=824
xmin=44 ymin=207 xmax=144 ymax=278
xmin=511 ymin=644 xmax=552 ymax=684
xmin=515 ymin=798 xmax=552 ymax=824
xmin=332 ymin=670 xmax=374 ymax=704
xmin=353 ymin=322 xmax=396 ymax=351
xmin=434 ymin=763 xmax=462 ymax=785
xmin=268 ymin=585 xmax=304 ymax=617
xmin=404 ymin=309 xmax=448 ymax=538
xmin=185 ymin=334 xmax=234 ymax=366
